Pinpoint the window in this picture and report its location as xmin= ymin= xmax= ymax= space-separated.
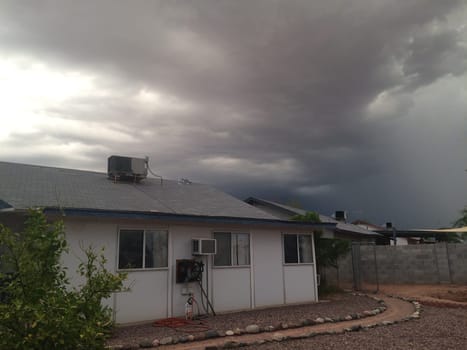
xmin=213 ymin=232 xmax=250 ymax=266
xmin=118 ymin=229 xmax=168 ymax=269
xmin=283 ymin=234 xmax=313 ymax=264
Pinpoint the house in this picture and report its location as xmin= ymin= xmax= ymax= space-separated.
xmin=351 ymin=219 xmax=385 ymax=232
xmin=352 ymin=220 xmax=422 ymax=245
xmin=245 ymin=198 xmax=380 ymax=240
xmin=0 ymin=158 xmax=334 ymax=324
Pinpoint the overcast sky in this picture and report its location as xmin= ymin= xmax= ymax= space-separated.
xmin=0 ymin=0 xmax=466 ymax=228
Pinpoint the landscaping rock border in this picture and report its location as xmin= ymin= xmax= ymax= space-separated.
xmin=106 ymin=293 xmax=394 ymax=349
xmin=201 ymin=296 xmax=422 ymax=350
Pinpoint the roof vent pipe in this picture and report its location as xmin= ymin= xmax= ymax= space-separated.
xmin=386 ymin=222 xmax=393 ymax=229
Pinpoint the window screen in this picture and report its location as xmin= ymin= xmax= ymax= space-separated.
xmin=118 ymin=230 xmax=144 ymax=269
xmin=284 ymin=234 xmax=313 ymax=264
xmin=234 ymin=233 xmax=250 ymax=265
xmin=214 ymin=232 xmax=231 ymax=266
xmin=118 ymin=229 xmax=168 ymax=270
xmin=214 ymin=232 xmax=250 ymax=266
xmin=284 ymin=234 xmax=299 ymax=264
xmin=299 ymin=235 xmax=313 ymax=263
xmin=145 ymin=230 xmax=168 ymax=268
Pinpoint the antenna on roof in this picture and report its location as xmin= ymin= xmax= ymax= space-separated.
xmin=145 ymin=156 xmax=163 ymax=185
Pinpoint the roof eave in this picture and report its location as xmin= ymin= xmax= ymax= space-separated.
xmin=244 ymin=197 xmax=302 ymax=217
xmin=0 ymin=199 xmax=15 ymax=213
xmin=43 ymin=207 xmax=336 ymax=230
xmin=335 ymin=228 xmax=383 ymax=238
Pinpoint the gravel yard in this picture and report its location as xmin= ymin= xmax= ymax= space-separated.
xmin=108 ymin=293 xmax=379 ymax=347
xmin=237 ymin=305 xmax=467 ymax=350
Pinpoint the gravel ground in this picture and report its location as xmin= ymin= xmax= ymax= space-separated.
xmin=108 ymin=293 xmax=379 ymax=346
xmin=237 ymin=306 xmax=467 ymax=350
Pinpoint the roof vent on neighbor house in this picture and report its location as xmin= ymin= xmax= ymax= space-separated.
xmin=386 ymin=222 xmax=393 ymax=229
xmin=108 ymin=155 xmax=148 ymax=182
xmin=335 ymin=210 xmax=347 ymax=222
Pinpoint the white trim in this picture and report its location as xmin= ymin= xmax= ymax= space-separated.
xmin=282 ymin=263 xmax=315 ymax=266
xmin=212 ymin=265 xmax=251 ymax=269
xmin=168 ymin=225 xmax=173 ymax=317
xmin=311 ymin=232 xmax=319 ymax=302
xmin=116 ymin=267 xmax=169 ymax=273
xmin=249 ymin=231 xmax=255 ymax=309
xmin=113 ymin=227 xmax=119 ymax=322
xmin=142 ymin=231 xmax=147 ymax=268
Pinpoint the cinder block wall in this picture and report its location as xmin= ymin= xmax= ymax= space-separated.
xmin=322 ymin=243 xmax=467 ymax=287
xmin=447 ymin=244 xmax=467 ymax=284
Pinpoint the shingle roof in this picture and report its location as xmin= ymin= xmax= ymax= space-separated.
xmin=245 ymin=197 xmax=380 ymax=237
xmin=0 ymin=161 xmax=277 ymax=220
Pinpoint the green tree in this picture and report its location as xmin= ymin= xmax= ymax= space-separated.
xmin=0 ymin=209 xmax=126 ymax=350
xmin=452 ymin=206 xmax=467 ymax=242
xmin=453 ymin=206 xmax=467 ymax=228
xmin=292 ymin=211 xmax=350 ymax=284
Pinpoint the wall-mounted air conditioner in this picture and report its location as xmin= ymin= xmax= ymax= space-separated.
xmin=192 ymin=238 xmax=216 ymax=255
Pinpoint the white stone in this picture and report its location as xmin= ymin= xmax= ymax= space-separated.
xmin=159 ymin=337 xmax=172 ymax=345
xmin=245 ymin=324 xmax=260 ymax=334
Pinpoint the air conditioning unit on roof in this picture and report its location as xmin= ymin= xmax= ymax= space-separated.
xmin=108 ymin=155 xmax=148 ymax=181
xmin=192 ymin=238 xmax=216 ymax=255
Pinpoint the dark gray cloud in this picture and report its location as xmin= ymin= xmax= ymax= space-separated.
xmin=0 ymin=0 xmax=466 ymax=227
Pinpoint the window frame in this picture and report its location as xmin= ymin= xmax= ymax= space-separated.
xmin=212 ymin=231 xmax=251 ymax=268
xmin=117 ymin=228 xmax=169 ymax=271
xmin=282 ymin=233 xmax=314 ymax=265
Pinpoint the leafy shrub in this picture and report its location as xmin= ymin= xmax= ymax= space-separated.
xmin=0 ymin=210 xmax=126 ymax=350
xmin=292 ymin=211 xmax=351 ymax=287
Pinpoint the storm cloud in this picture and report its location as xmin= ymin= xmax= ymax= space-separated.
xmin=0 ymin=0 xmax=466 ymax=227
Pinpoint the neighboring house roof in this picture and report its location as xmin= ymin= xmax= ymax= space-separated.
xmin=0 ymin=199 xmax=13 ymax=212
xmin=376 ymin=227 xmax=467 ymax=237
xmin=0 ymin=161 xmax=334 ymax=229
xmin=351 ymin=219 xmax=385 ymax=231
xmin=245 ymin=197 xmax=381 ymax=237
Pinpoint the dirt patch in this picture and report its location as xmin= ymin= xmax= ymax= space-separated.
xmin=429 ymin=289 xmax=467 ymax=302
xmin=370 ymin=284 xmax=467 ymax=308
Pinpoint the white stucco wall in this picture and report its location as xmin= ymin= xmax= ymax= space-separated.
xmin=212 ymin=267 xmax=251 ymax=312
xmin=251 ymin=229 xmax=285 ymax=307
xmin=61 ymin=217 xmax=317 ymax=324
xmin=63 ymin=218 xmax=117 ymax=313
xmin=169 ymin=225 xmax=212 ymax=317
xmin=391 ymin=237 xmax=408 ymax=245
xmin=114 ymin=270 xmax=168 ymax=323
xmin=284 ymin=265 xmax=316 ymax=303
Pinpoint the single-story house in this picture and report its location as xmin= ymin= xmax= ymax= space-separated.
xmin=244 ymin=197 xmax=380 ymax=240
xmin=352 ymin=219 xmax=422 ymax=245
xmin=0 ymin=158 xmax=334 ymax=324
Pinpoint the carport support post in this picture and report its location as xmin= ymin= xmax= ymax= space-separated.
xmin=445 ymin=242 xmax=453 ymax=284
xmin=372 ymin=243 xmax=379 ymax=293
xmin=351 ymin=242 xmax=361 ymax=291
